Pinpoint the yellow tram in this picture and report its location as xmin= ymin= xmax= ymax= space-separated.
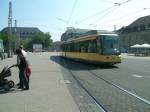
xmin=60 ymin=31 xmax=121 ymax=65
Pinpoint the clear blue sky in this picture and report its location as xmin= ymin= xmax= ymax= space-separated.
xmin=0 ymin=0 xmax=150 ymax=41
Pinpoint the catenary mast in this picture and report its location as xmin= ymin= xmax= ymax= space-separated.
xmin=8 ymin=0 xmax=13 ymax=57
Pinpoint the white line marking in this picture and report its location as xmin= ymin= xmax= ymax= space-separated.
xmin=132 ymin=74 xmax=143 ymax=78
xmin=60 ymin=80 xmax=71 ymax=84
xmin=132 ymin=74 xmax=150 ymax=78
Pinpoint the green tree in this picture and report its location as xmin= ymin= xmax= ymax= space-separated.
xmin=0 ymin=33 xmax=8 ymax=47
xmin=0 ymin=32 xmax=17 ymax=52
xmin=44 ymin=33 xmax=53 ymax=48
xmin=26 ymin=32 xmax=53 ymax=51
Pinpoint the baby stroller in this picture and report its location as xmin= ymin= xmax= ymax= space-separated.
xmin=0 ymin=66 xmax=15 ymax=91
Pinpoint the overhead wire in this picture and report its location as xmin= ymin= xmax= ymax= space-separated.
xmin=94 ymin=8 xmax=150 ymax=30
xmin=90 ymin=6 xmax=119 ymax=25
xmin=110 ymin=8 xmax=148 ymax=22
xmin=76 ymin=0 xmax=132 ymax=25
xmin=75 ymin=5 xmax=116 ymax=25
xmin=113 ymin=8 xmax=150 ymax=25
xmin=110 ymin=8 xmax=149 ymax=24
xmin=95 ymin=8 xmax=148 ymax=26
xmin=89 ymin=0 xmax=133 ymax=26
xmin=121 ymin=0 xmax=132 ymax=4
xmin=67 ymin=0 xmax=78 ymax=26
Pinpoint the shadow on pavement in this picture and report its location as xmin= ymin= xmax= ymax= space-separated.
xmin=0 ymin=87 xmax=25 ymax=94
xmin=50 ymin=56 xmax=118 ymax=71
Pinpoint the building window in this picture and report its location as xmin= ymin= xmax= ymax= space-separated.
xmin=125 ymin=28 xmax=131 ymax=33
xmin=140 ymin=25 xmax=145 ymax=31
xmin=132 ymin=26 xmax=138 ymax=32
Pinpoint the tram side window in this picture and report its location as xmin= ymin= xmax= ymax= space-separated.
xmin=70 ymin=43 xmax=74 ymax=52
xmin=80 ymin=41 xmax=88 ymax=53
xmin=68 ymin=44 xmax=71 ymax=52
xmin=61 ymin=44 xmax=66 ymax=52
xmin=74 ymin=42 xmax=80 ymax=52
xmin=62 ymin=45 xmax=65 ymax=51
xmin=66 ymin=43 xmax=74 ymax=52
xmin=97 ymin=37 xmax=102 ymax=54
xmin=61 ymin=45 xmax=63 ymax=51
xmin=66 ymin=44 xmax=70 ymax=52
xmin=88 ymin=40 xmax=96 ymax=53
xmin=64 ymin=44 xmax=67 ymax=52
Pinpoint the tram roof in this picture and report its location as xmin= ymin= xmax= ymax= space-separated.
xmin=61 ymin=32 xmax=118 ymax=44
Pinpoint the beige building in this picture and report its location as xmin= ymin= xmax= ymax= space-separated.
xmin=118 ymin=15 xmax=150 ymax=52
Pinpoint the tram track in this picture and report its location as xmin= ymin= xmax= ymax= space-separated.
xmin=91 ymin=63 xmax=150 ymax=101
xmin=60 ymin=57 xmax=150 ymax=112
xmin=88 ymin=70 xmax=150 ymax=106
xmin=68 ymin=69 xmax=108 ymax=112
xmin=62 ymin=59 xmax=107 ymax=112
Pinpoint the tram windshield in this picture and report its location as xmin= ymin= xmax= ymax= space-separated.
xmin=101 ymin=35 xmax=120 ymax=55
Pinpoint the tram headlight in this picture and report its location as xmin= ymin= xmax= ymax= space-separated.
xmin=114 ymin=48 xmax=120 ymax=55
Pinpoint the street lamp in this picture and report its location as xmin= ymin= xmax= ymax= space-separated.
xmin=57 ymin=18 xmax=68 ymax=24
xmin=57 ymin=18 xmax=67 ymax=23
xmin=57 ymin=18 xmax=70 ymax=31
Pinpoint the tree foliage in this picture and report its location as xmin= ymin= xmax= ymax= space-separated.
xmin=0 ymin=33 xmax=8 ymax=46
xmin=0 ymin=32 xmax=16 ymax=51
xmin=0 ymin=32 xmax=53 ymax=51
xmin=26 ymin=32 xmax=53 ymax=51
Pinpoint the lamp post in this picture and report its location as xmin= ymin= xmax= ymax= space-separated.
xmin=57 ymin=18 xmax=68 ymax=24
xmin=57 ymin=18 xmax=68 ymax=29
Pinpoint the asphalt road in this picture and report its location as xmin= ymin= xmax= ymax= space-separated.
xmin=105 ymin=58 xmax=150 ymax=100
xmin=55 ymin=55 xmax=150 ymax=112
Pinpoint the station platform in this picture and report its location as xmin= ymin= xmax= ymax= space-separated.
xmin=0 ymin=52 xmax=80 ymax=112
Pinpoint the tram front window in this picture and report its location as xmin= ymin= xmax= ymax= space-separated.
xmin=102 ymin=35 xmax=120 ymax=55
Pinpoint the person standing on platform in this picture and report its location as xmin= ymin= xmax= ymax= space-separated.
xmin=15 ymin=49 xmax=29 ymax=90
xmin=16 ymin=45 xmax=28 ymax=87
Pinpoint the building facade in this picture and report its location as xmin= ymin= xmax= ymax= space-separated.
xmin=1 ymin=27 xmax=42 ymax=39
xmin=118 ymin=15 xmax=150 ymax=51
